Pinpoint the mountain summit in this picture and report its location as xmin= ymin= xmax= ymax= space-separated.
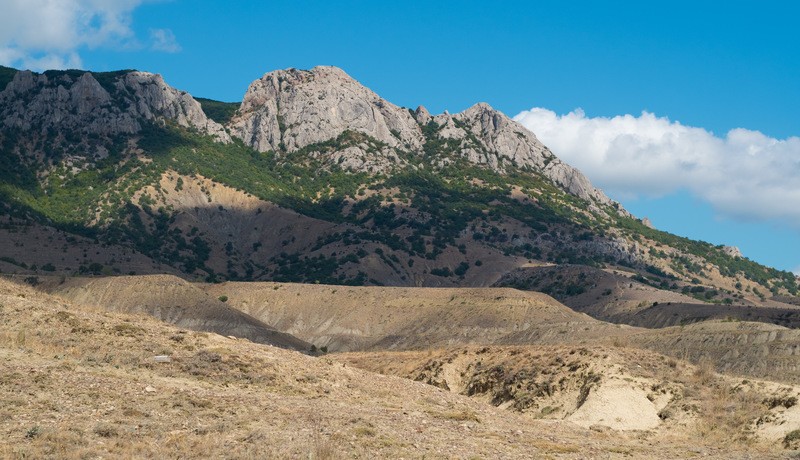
xmin=0 ymin=68 xmax=229 ymax=142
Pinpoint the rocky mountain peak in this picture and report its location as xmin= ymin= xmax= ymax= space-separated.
xmin=414 ymin=105 xmax=432 ymax=124
xmin=0 ymin=68 xmax=229 ymax=142
xmin=117 ymin=71 xmax=230 ymax=141
xmin=227 ymin=66 xmax=616 ymax=208
xmin=230 ymin=66 xmax=423 ymax=153
xmin=429 ymin=102 xmax=616 ymax=207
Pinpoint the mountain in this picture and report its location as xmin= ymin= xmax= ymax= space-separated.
xmin=0 ymin=64 xmax=797 ymax=319
xmin=5 ymin=64 xmax=800 ymax=456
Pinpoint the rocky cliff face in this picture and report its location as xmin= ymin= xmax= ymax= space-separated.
xmin=0 ymin=69 xmax=229 ymax=142
xmin=425 ymin=102 xmax=613 ymax=206
xmin=230 ymin=66 xmax=614 ymax=208
xmin=230 ymin=66 xmax=422 ymax=153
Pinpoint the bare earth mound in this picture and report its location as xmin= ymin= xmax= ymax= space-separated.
xmin=38 ymin=274 xmax=311 ymax=352
xmin=625 ymin=320 xmax=800 ymax=383
xmin=201 ymin=281 xmax=639 ymax=351
xmin=336 ymin=345 xmax=800 ymax=451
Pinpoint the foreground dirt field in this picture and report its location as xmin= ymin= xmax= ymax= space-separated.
xmin=4 ymin=275 xmax=800 ymax=458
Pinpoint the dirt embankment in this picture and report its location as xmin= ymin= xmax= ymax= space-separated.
xmin=337 ymin=344 xmax=800 ymax=448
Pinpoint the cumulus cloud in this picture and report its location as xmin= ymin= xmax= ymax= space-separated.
xmin=514 ymin=108 xmax=800 ymax=228
xmin=149 ymin=28 xmax=181 ymax=53
xmin=0 ymin=0 xmax=178 ymax=71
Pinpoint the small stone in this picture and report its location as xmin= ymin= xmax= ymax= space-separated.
xmin=144 ymin=386 xmax=156 ymax=393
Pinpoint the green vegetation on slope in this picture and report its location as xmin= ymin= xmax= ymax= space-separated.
xmin=0 ymin=112 xmax=796 ymax=294
xmin=613 ymin=215 xmax=797 ymax=295
xmin=0 ymin=65 xmax=18 ymax=92
xmin=196 ymin=98 xmax=240 ymax=124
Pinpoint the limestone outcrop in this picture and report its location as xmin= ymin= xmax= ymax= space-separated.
xmin=432 ymin=102 xmax=614 ymax=206
xmin=0 ymin=69 xmax=229 ymax=141
xmin=230 ymin=66 xmax=423 ymax=153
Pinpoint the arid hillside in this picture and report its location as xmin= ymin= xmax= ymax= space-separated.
xmin=626 ymin=320 xmax=800 ymax=383
xmin=199 ymin=280 xmax=639 ymax=351
xmin=36 ymin=274 xmax=311 ymax=352
xmin=37 ymin=274 xmax=800 ymax=385
xmin=4 ymin=276 xmax=789 ymax=458
xmin=336 ymin=345 xmax=800 ymax=449
xmin=496 ymin=264 xmax=800 ymax=328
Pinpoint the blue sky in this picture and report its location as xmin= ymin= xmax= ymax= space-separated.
xmin=1 ymin=0 xmax=799 ymax=273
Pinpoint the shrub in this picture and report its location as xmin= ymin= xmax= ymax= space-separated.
xmin=25 ymin=426 xmax=41 ymax=439
xmin=784 ymin=429 xmax=800 ymax=449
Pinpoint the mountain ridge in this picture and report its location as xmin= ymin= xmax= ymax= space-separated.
xmin=0 ymin=63 xmax=796 ymax=308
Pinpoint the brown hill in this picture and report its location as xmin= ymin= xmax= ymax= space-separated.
xmin=200 ymin=281 xmax=639 ymax=352
xmin=625 ymin=320 xmax=800 ymax=383
xmin=496 ymin=264 xmax=800 ymax=328
xmin=0 ymin=215 xmax=175 ymax=277
xmin=135 ymin=171 xmax=534 ymax=286
xmin=37 ymin=274 xmax=311 ymax=352
xmin=205 ymin=279 xmax=800 ymax=385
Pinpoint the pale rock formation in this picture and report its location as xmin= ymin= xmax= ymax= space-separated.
xmin=230 ymin=66 xmax=423 ymax=153
xmin=328 ymin=145 xmax=403 ymax=175
xmin=722 ymin=246 xmax=743 ymax=258
xmin=0 ymin=69 xmax=229 ymax=142
xmin=433 ymin=102 xmax=615 ymax=207
xmin=117 ymin=72 xmax=230 ymax=141
xmin=230 ymin=66 xmax=617 ymax=209
xmin=413 ymin=105 xmax=432 ymax=125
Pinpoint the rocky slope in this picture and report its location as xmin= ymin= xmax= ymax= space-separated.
xmin=230 ymin=65 xmax=614 ymax=206
xmin=426 ymin=101 xmax=613 ymax=205
xmin=0 ymin=68 xmax=229 ymax=143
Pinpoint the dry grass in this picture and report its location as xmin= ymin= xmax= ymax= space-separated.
xmin=0 ymin=276 xmax=795 ymax=459
xmin=0 ymin=277 xmax=660 ymax=459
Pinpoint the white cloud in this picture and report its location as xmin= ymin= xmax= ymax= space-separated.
xmin=0 ymin=0 xmax=178 ymax=71
xmin=150 ymin=28 xmax=181 ymax=53
xmin=514 ymin=108 xmax=800 ymax=228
